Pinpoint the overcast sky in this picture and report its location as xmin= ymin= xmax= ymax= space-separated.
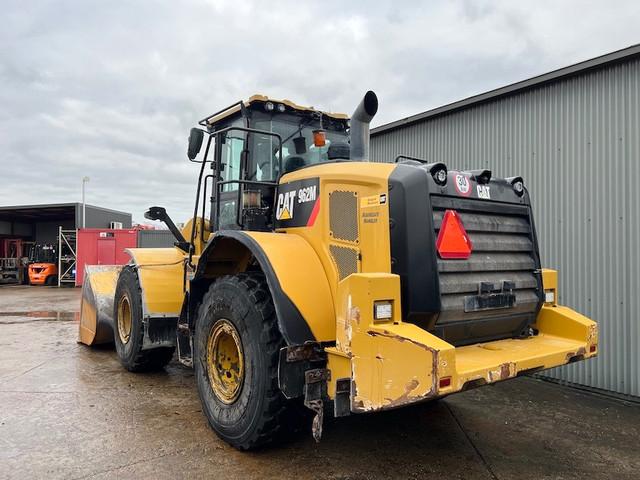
xmin=1 ymin=0 xmax=639 ymax=224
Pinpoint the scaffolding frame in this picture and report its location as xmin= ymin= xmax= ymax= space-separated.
xmin=57 ymin=227 xmax=77 ymax=286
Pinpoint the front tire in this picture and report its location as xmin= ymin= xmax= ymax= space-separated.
xmin=113 ymin=267 xmax=174 ymax=372
xmin=194 ymin=273 xmax=288 ymax=450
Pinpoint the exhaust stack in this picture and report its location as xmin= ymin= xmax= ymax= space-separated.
xmin=350 ymin=91 xmax=379 ymax=161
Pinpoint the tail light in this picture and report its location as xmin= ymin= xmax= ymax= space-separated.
xmin=436 ymin=210 xmax=472 ymax=259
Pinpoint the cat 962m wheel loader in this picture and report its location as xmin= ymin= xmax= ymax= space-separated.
xmin=79 ymin=91 xmax=598 ymax=450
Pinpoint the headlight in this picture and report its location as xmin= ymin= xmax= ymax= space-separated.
xmin=424 ymin=162 xmax=447 ymax=186
xmin=264 ymin=101 xmax=274 ymax=112
xmin=513 ymin=181 xmax=524 ymax=194
xmin=506 ymin=176 xmax=525 ymax=196
xmin=434 ymin=168 xmax=447 ymax=185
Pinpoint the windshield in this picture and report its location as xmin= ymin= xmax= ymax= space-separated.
xmin=249 ymin=113 xmax=349 ymax=181
xmin=29 ymin=244 xmax=56 ymax=263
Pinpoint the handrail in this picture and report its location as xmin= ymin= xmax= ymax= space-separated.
xmin=395 ymin=154 xmax=430 ymax=164
xmin=200 ymin=174 xmax=214 ymax=245
xmin=188 ymin=126 xmax=283 ymax=268
xmin=198 ymin=100 xmax=244 ymax=127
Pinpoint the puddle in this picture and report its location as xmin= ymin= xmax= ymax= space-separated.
xmin=0 ymin=311 xmax=79 ymax=321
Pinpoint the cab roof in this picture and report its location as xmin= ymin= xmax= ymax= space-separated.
xmin=199 ymin=94 xmax=349 ymax=128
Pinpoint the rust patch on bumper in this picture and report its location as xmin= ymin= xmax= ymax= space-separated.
xmin=566 ymin=347 xmax=586 ymax=362
xmin=488 ymin=362 xmax=516 ymax=383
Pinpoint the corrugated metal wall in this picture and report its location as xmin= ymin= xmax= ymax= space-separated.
xmin=137 ymin=230 xmax=175 ymax=248
xmin=370 ymin=57 xmax=640 ymax=397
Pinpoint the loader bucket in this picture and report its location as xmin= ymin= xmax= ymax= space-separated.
xmin=78 ymin=265 xmax=123 ymax=346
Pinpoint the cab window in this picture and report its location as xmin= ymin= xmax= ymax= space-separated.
xmin=220 ymin=135 xmax=244 ymax=192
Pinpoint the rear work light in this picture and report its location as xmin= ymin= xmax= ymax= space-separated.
xmin=436 ymin=210 xmax=472 ymax=259
xmin=374 ymin=301 xmax=393 ymax=321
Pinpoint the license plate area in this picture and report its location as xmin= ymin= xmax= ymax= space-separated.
xmin=464 ymin=293 xmax=516 ymax=312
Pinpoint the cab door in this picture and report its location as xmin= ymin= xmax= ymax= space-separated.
xmin=216 ymin=131 xmax=246 ymax=230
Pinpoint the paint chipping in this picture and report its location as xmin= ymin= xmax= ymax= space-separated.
xmin=487 ymin=362 xmax=515 ymax=382
xmin=500 ymin=362 xmax=513 ymax=380
xmin=383 ymin=378 xmax=421 ymax=407
xmin=350 ymin=306 xmax=361 ymax=325
xmin=366 ymin=330 xmax=435 ymax=354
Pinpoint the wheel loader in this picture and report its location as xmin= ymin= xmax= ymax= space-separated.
xmin=79 ymin=91 xmax=598 ymax=450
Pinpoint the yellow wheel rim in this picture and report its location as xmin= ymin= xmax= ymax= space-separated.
xmin=117 ymin=295 xmax=132 ymax=344
xmin=207 ymin=319 xmax=244 ymax=404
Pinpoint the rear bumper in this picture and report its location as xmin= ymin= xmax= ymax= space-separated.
xmin=325 ymin=273 xmax=597 ymax=414
xmin=28 ymin=264 xmax=56 ymax=284
xmin=439 ymin=326 xmax=596 ymax=396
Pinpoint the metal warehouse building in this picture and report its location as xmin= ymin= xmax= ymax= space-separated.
xmin=370 ymin=44 xmax=640 ymax=399
xmin=0 ymin=203 xmax=132 ymax=244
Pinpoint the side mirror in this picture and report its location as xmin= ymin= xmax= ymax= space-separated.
xmin=144 ymin=206 xmax=167 ymax=221
xmin=187 ymin=128 xmax=204 ymax=160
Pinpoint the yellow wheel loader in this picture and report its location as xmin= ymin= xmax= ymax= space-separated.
xmin=79 ymin=91 xmax=598 ymax=450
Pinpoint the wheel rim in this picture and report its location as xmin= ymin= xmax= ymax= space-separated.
xmin=207 ymin=319 xmax=244 ymax=404
xmin=117 ymin=295 xmax=132 ymax=344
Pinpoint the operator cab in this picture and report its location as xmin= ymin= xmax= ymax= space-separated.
xmin=190 ymin=95 xmax=351 ymax=232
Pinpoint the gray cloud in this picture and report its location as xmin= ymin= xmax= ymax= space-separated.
xmin=1 ymin=0 xmax=639 ymax=223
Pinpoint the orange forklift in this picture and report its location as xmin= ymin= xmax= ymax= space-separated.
xmin=27 ymin=244 xmax=58 ymax=286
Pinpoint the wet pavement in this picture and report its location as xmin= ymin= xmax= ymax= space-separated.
xmin=0 ymin=285 xmax=638 ymax=479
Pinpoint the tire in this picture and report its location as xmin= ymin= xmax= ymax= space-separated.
xmin=113 ymin=267 xmax=175 ymax=372
xmin=194 ymin=273 xmax=289 ymax=450
xmin=45 ymin=275 xmax=56 ymax=286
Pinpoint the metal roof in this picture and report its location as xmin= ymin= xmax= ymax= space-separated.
xmin=0 ymin=203 xmax=130 ymax=222
xmin=372 ymin=43 xmax=640 ymax=136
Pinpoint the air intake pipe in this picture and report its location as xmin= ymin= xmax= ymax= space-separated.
xmin=350 ymin=90 xmax=379 ymax=161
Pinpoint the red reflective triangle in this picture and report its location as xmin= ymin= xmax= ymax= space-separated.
xmin=436 ymin=210 xmax=472 ymax=259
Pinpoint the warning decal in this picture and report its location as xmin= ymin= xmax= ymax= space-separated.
xmin=453 ymin=173 xmax=472 ymax=197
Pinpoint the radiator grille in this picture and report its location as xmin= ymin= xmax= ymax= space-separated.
xmin=329 ymin=244 xmax=359 ymax=280
xmin=432 ymin=201 xmax=542 ymax=340
xmin=329 ymin=191 xmax=359 ymax=243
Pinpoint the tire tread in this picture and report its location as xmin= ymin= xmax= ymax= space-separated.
xmin=114 ymin=266 xmax=175 ymax=372
xmin=196 ymin=272 xmax=288 ymax=450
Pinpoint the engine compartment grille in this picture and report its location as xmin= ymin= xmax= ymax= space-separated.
xmin=431 ymin=196 xmax=543 ymax=345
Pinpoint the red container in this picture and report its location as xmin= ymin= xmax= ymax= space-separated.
xmin=76 ymin=229 xmax=138 ymax=286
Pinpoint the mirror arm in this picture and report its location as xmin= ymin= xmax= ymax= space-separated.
xmin=143 ymin=207 xmax=190 ymax=252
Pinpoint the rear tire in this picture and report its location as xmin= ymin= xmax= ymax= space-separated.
xmin=113 ymin=267 xmax=174 ymax=372
xmin=194 ymin=273 xmax=289 ymax=450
